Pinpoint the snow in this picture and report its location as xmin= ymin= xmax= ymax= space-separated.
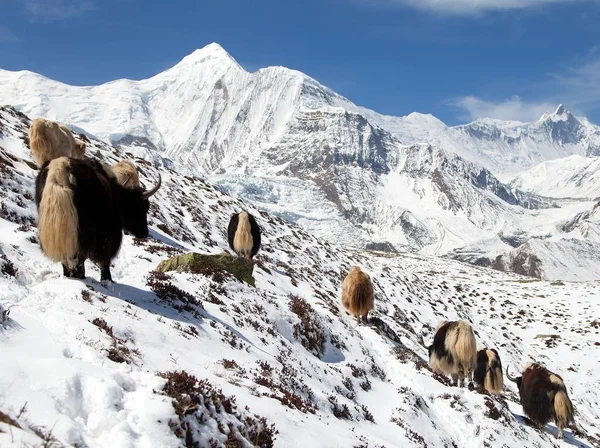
xmin=510 ymin=155 xmax=600 ymax=199
xmin=1 ymin=103 xmax=600 ymax=448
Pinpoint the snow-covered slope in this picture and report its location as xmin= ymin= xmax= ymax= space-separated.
xmin=1 ymin=106 xmax=599 ymax=448
xmin=510 ymin=155 xmax=600 ymax=199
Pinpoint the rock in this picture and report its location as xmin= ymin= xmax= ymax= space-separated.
xmin=156 ymin=252 xmax=255 ymax=286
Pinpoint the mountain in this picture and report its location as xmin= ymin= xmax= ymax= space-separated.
xmin=509 ymin=155 xmax=600 ymax=199
xmin=1 ymin=105 xmax=599 ymax=448
xmin=2 ymin=43 xmax=600 ymax=280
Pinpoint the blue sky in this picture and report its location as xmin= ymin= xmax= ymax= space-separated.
xmin=1 ymin=0 xmax=600 ymax=124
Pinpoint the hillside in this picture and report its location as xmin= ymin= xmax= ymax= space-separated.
xmin=1 ymin=108 xmax=600 ymax=447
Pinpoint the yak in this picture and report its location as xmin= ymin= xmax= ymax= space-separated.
xmin=35 ymin=157 xmax=161 ymax=282
xmin=29 ymin=118 xmax=86 ymax=167
xmin=473 ymin=348 xmax=503 ymax=395
xmin=341 ymin=266 xmax=374 ymax=325
xmin=228 ymin=211 xmax=261 ymax=260
xmin=112 ymin=160 xmax=140 ymax=189
xmin=507 ymin=363 xmax=575 ymax=439
xmin=428 ymin=320 xmax=477 ymax=387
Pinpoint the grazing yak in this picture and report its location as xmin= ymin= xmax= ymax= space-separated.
xmin=473 ymin=348 xmax=503 ymax=395
xmin=29 ymin=118 xmax=86 ymax=167
xmin=228 ymin=211 xmax=261 ymax=260
xmin=112 ymin=160 xmax=140 ymax=189
xmin=341 ymin=266 xmax=374 ymax=324
xmin=428 ymin=320 xmax=477 ymax=387
xmin=35 ymin=157 xmax=161 ymax=282
xmin=507 ymin=363 xmax=575 ymax=439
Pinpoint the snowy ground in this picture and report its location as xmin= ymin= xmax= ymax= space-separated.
xmin=1 ymin=106 xmax=600 ymax=447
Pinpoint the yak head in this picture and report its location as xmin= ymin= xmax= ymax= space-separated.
xmin=120 ymin=174 xmax=161 ymax=238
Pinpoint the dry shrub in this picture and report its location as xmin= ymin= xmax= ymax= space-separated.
xmin=158 ymin=370 xmax=277 ymax=448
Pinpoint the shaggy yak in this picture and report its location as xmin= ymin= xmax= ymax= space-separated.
xmin=227 ymin=211 xmax=261 ymax=259
xmin=428 ymin=320 xmax=477 ymax=387
xmin=473 ymin=348 xmax=504 ymax=395
xmin=507 ymin=363 xmax=575 ymax=439
xmin=341 ymin=266 xmax=374 ymax=324
xmin=112 ymin=160 xmax=140 ymax=188
xmin=35 ymin=157 xmax=161 ymax=282
xmin=29 ymin=118 xmax=86 ymax=167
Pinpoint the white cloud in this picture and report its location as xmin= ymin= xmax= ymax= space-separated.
xmin=454 ymin=96 xmax=557 ymax=122
xmin=19 ymin=0 xmax=95 ymax=22
xmin=454 ymin=50 xmax=600 ymax=122
xmin=369 ymin=0 xmax=585 ymax=15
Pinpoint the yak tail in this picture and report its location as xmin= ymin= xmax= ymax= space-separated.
xmin=234 ymin=212 xmax=253 ymax=258
xmin=454 ymin=322 xmax=477 ymax=374
xmin=484 ymin=368 xmax=504 ymax=395
xmin=554 ymin=390 xmax=575 ymax=428
xmin=38 ymin=157 xmax=79 ymax=267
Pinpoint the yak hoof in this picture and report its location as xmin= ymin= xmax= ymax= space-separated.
xmin=467 ymin=382 xmax=475 ymax=391
xmin=73 ymin=263 xmax=85 ymax=279
xmin=100 ymin=267 xmax=113 ymax=283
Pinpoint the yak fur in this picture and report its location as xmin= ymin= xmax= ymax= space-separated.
xmin=227 ymin=211 xmax=261 ymax=259
xmin=35 ymin=157 xmax=160 ymax=282
xmin=341 ymin=266 xmax=374 ymax=325
xmin=29 ymin=118 xmax=86 ymax=167
xmin=473 ymin=348 xmax=503 ymax=395
xmin=429 ymin=320 xmax=477 ymax=387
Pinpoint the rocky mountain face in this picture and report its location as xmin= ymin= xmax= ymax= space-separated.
xmin=2 ymin=43 xmax=600 ymax=279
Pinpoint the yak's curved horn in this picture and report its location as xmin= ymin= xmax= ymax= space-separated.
xmin=141 ymin=174 xmax=161 ymax=200
xmin=506 ymin=365 xmax=519 ymax=383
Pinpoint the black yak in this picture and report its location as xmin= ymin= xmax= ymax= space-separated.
xmin=35 ymin=157 xmax=161 ymax=282
xmin=341 ymin=266 xmax=374 ymax=325
xmin=507 ymin=363 xmax=575 ymax=439
xmin=227 ymin=211 xmax=261 ymax=259
xmin=428 ymin=320 xmax=477 ymax=387
xmin=473 ymin=348 xmax=503 ymax=395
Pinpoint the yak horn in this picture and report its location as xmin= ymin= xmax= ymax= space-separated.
xmin=506 ymin=365 xmax=519 ymax=383
xmin=142 ymin=174 xmax=161 ymax=200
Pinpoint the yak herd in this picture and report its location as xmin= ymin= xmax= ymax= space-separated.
xmin=28 ymin=118 xmax=576 ymax=440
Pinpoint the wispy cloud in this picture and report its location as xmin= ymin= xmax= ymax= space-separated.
xmin=453 ymin=96 xmax=557 ymax=122
xmin=19 ymin=0 xmax=95 ymax=22
xmin=362 ymin=0 xmax=588 ymax=15
xmin=454 ymin=49 xmax=600 ymax=122
xmin=0 ymin=26 xmax=19 ymax=43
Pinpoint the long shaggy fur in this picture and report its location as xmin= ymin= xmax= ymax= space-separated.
xmin=112 ymin=160 xmax=140 ymax=188
xmin=228 ymin=211 xmax=261 ymax=259
xmin=473 ymin=349 xmax=503 ymax=395
xmin=36 ymin=157 xmax=159 ymax=282
xmin=515 ymin=363 xmax=575 ymax=439
xmin=37 ymin=157 xmax=79 ymax=267
xmin=341 ymin=266 xmax=374 ymax=324
xmin=29 ymin=118 xmax=86 ymax=167
xmin=429 ymin=320 xmax=477 ymax=386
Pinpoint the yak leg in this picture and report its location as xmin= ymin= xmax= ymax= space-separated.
xmin=62 ymin=263 xmax=72 ymax=278
xmin=557 ymin=422 xmax=564 ymax=440
xmin=356 ymin=314 xmax=360 ymax=325
xmin=451 ymin=374 xmax=459 ymax=387
xmin=72 ymin=260 xmax=85 ymax=279
xmin=62 ymin=259 xmax=85 ymax=279
xmin=363 ymin=311 xmax=369 ymax=324
xmin=100 ymin=261 xmax=113 ymax=282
